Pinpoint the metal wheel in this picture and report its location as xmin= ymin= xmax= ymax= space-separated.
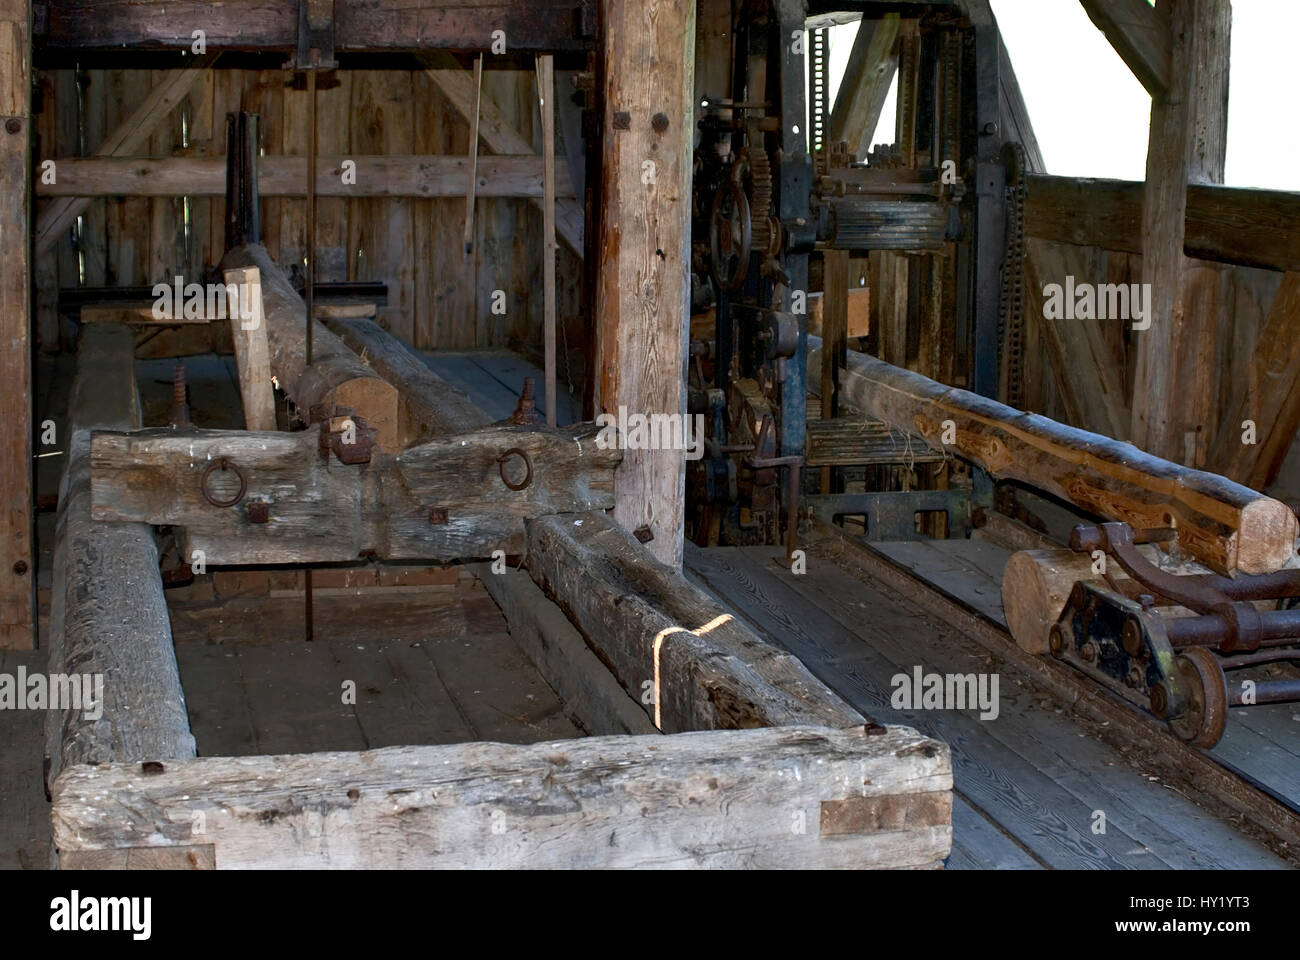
xmin=709 ymin=180 xmax=751 ymax=293
xmin=1167 ymin=646 xmax=1228 ymax=748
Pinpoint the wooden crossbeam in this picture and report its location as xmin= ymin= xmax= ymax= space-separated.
xmin=1079 ymin=0 xmax=1172 ymax=99
xmin=1024 ymin=174 xmax=1300 ymax=275
xmin=34 ymin=53 xmax=217 ymax=254
xmin=827 ymin=13 xmax=899 ymax=159
xmin=421 ymin=54 xmax=583 ymax=255
xmin=36 ymin=155 xmax=576 ymax=199
xmin=51 ymin=725 xmax=952 ymax=869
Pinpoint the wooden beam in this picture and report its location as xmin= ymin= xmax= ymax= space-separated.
xmin=0 ymin=0 xmax=32 ymax=648
xmin=1208 ymin=273 xmax=1300 ymax=489
xmin=806 ymin=336 xmax=1298 ymax=575
xmin=827 ymin=13 xmax=899 ymax=159
xmin=595 ymin=0 xmax=695 ymax=567
xmin=47 ymin=324 xmax=196 ymax=782
xmin=223 ymin=266 xmax=277 ymax=431
xmin=421 ymin=55 xmax=583 ymax=255
xmin=51 ymin=725 xmax=953 ymax=869
xmin=1131 ymin=0 xmax=1230 ymax=464
xmin=221 ymin=244 xmax=400 ymax=452
xmin=40 ymin=0 xmax=595 ymax=53
xmin=34 ymin=53 xmax=216 ymax=255
xmin=36 ymin=155 xmax=576 ymax=199
xmin=1079 ymin=0 xmax=1172 ymax=99
xmin=1024 ymin=174 xmax=1300 ymax=275
xmin=324 ymin=316 xmax=492 ymax=444
xmin=90 ymin=422 xmax=620 ymax=564
xmin=527 ymin=511 xmax=866 ymax=732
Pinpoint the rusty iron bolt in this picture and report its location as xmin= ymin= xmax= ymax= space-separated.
xmin=428 ymin=507 xmax=449 ymax=525
xmin=651 ymin=112 xmax=669 ymax=133
xmin=5 ymin=119 xmax=20 ymax=135
xmin=633 ymin=526 xmax=654 ymax=544
xmin=246 ymin=501 xmax=270 ymax=524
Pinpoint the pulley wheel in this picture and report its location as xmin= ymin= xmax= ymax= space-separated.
xmin=1167 ymin=646 xmax=1228 ymax=748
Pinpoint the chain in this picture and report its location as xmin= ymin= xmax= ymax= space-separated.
xmin=997 ymin=142 xmax=1028 ymax=409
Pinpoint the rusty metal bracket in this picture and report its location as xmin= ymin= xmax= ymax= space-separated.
xmin=315 ymin=408 xmax=378 ymax=466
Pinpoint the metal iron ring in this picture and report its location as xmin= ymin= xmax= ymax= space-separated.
xmin=200 ymin=457 xmax=247 ymax=508
xmin=497 ymin=448 xmax=533 ymax=492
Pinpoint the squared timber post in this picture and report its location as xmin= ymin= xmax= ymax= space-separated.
xmin=1131 ymin=0 xmax=1230 ymax=465
xmin=596 ymin=0 xmax=696 ymax=567
xmin=0 ymin=0 xmax=32 ymax=648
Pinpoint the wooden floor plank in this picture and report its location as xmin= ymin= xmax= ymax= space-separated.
xmin=419 ymin=352 xmax=519 ymax=420
xmin=687 ymin=545 xmax=1286 ymax=868
xmin=946 ymin=795 xmax=1044 ymax=870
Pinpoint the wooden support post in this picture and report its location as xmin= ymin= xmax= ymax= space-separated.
xmin=224 ymin=266 xmax=277 ymax=431
xmin=806 ymin=336 xmax=1297 ymax=575
xmin=51 ymin=725 xmax=952 ymax=869
xmin=1131 ymin=0 xmax=1230 ymax=465
xmin=537 ymin=54 xmax=558 ymax=429
xmin=596 ymin=0 xmax=696 ymax=567
xmin=221 ymin=243 xmax=399 ymax=451
xmin=0 ymin=0 xmax=32 ymax=648
xmin=527 ymin=511 xmax=865 ymax=732
xmin=47 ymin=324 xmax=196 ymax=782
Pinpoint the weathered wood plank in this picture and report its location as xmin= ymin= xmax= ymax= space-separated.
xmin=527 ymin=511 xmax=866 ymax=733
xmin=51 ymin=724 xmax=952 ymax=869
xmin=224 ymin=266 xmax=277 ymax=431
xmin=46 ymin=324 xmax=196 ymax=783
xmin=828 ymin=13 xmax=898 ymax=160
xmin=34 ymin=54 xmax=217 ymax=255
xmin=807 ymin=336 xmax=1297 ymax=575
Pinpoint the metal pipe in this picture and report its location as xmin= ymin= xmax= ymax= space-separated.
xmin=1227 ymin=678 xmax=1300 ymax=707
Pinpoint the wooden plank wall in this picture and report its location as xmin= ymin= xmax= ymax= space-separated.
xmin=32 ymin=64 xmax=583 ymax=373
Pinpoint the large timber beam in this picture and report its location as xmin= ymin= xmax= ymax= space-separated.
xmin=51 ymin=725 xmax=953 ymax=869
xmin=36 ymin=155 xmax=577 ymax=199
xmin=221 ymin=243 xmax=400 ymax=451
xmin=807 ymin=336 xmax=1298 ymax=576
xmin=1131 ymin=0 xmax=1230 ymax=465
xmin=0 ymin=0 xmax=32 ymax=648
xmin=527 ymin=511 xmax=866 ymax=732
xmin=1024 ymin=174 xmax=1300 ymax=274
xmin=90 ymin=422 xmax=620 ymax=564
xmin=1079 ymin=0 xmax=1172 ymax=99
xmin=827 ymin=13 xmax=898 ymax=160
xmin=595 ymin=0 xmax=695 ymax=567
xmin=46 ymin=324 xmax=196 ymax=783
xmin=39 ymin=0 xmax=595 ymax=53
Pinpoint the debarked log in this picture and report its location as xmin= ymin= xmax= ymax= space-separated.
xmin=88 ymin=422 xmax=621 ymax=564
xmin=808 ymin=335 xmax=1298 ymax=575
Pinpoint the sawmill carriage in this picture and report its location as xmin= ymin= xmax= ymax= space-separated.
xmin=0 ymin=0 xmax=1296 ymax=874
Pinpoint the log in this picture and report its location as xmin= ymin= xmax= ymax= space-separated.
xmin=46 ymin=325 xmax=195 ymax=783
xmin=89 ymin=423 xmax=620 ymax=564
xmin=1002 ymin=546 xmax=1211 ymax=655
xmin=221 ymin=244 xmax=399 ymax=451
xmin=807 ymin=336 xmax=1298 ymax=575
xmin=527 ymin=511 xmax=866 ymax=733
xmin=323 ymin=316 xmax=491 ymax=443
xmin=51 ymin=725 xmax=953 ymax=869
